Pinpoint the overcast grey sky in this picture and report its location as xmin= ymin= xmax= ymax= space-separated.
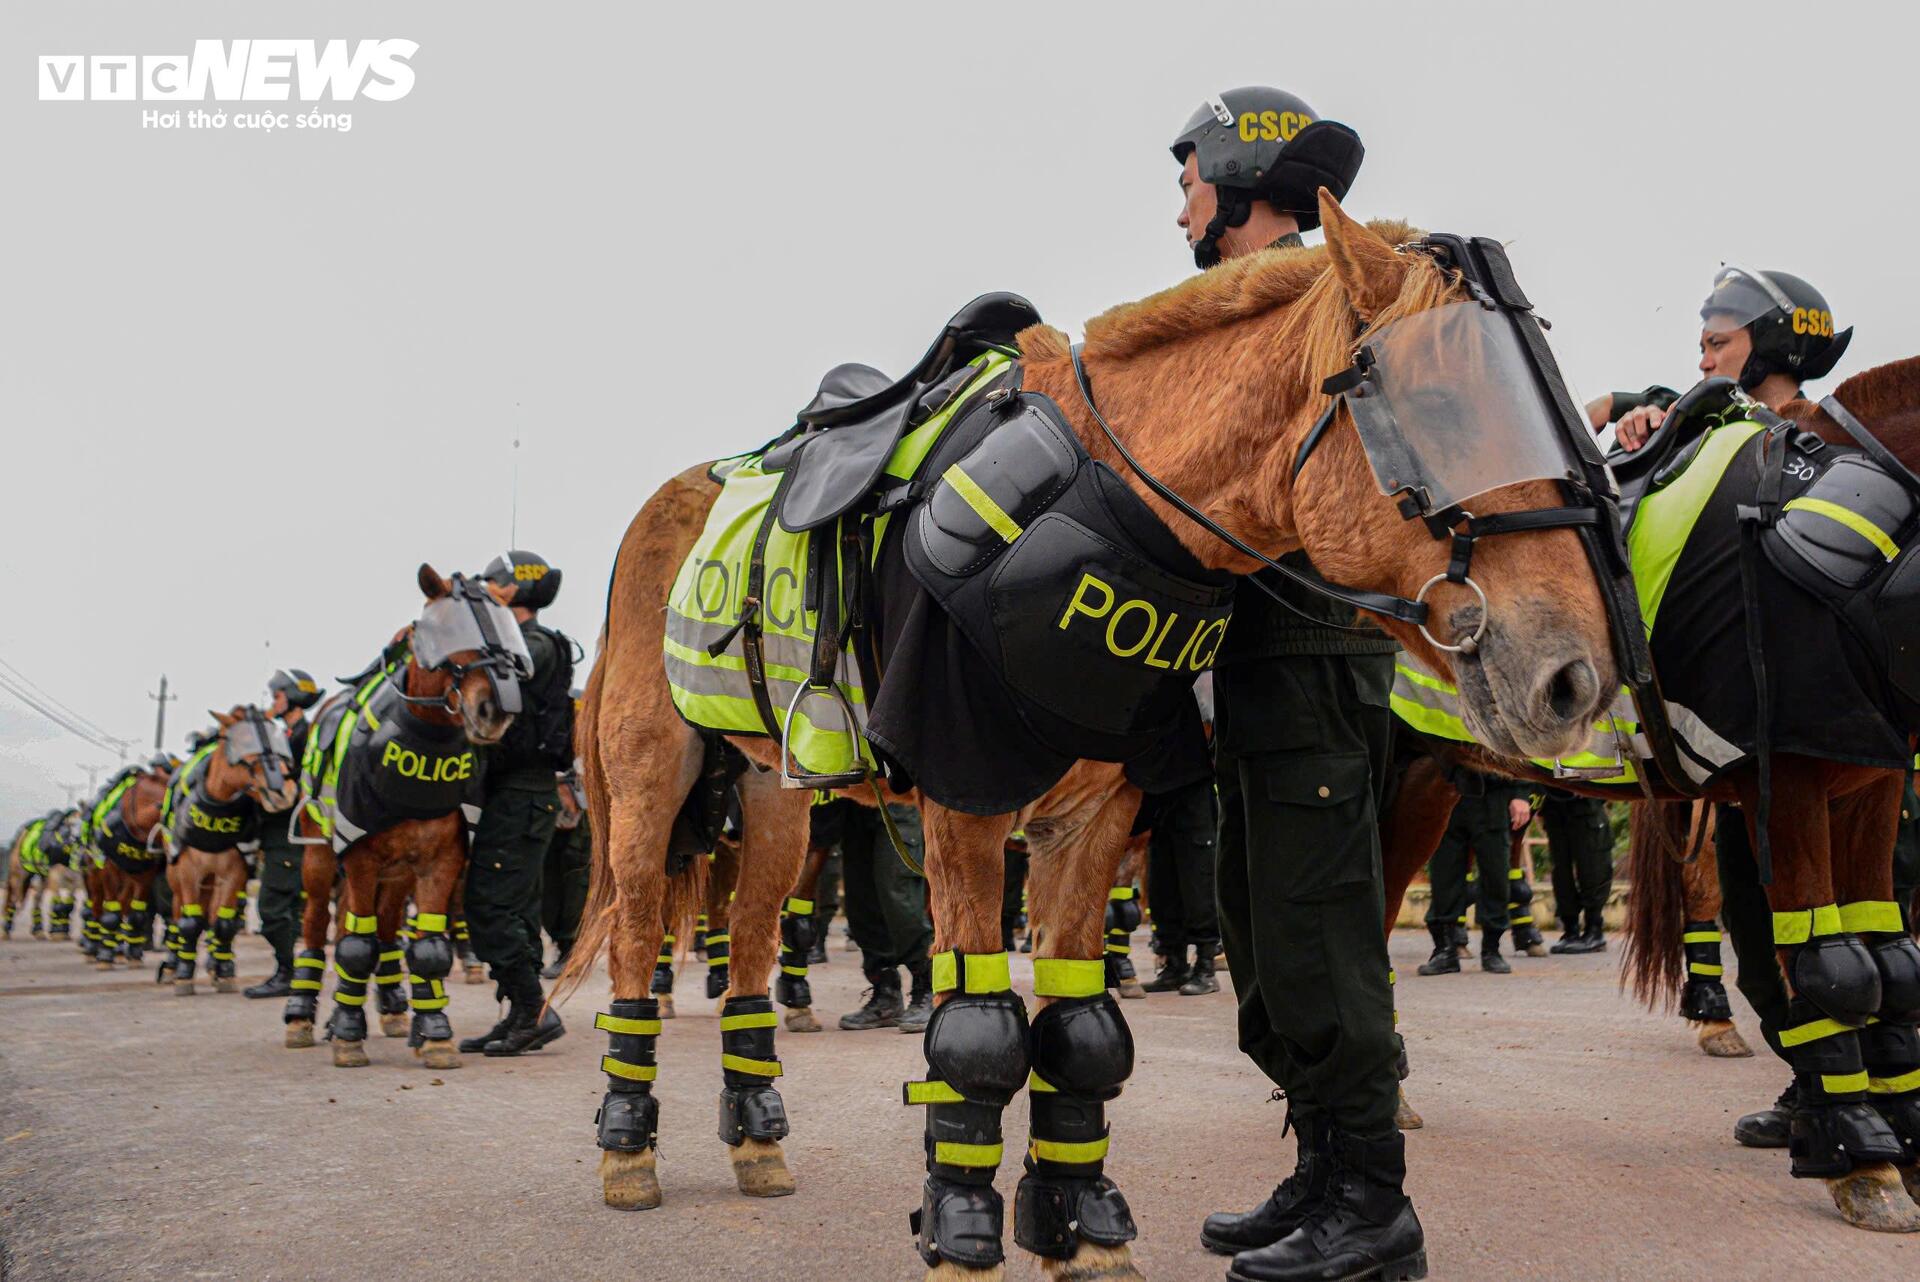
xmin=1 ymin=1 xmax=1910 ymax=814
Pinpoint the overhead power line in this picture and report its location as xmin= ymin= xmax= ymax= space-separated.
xmin=0 ymin=659 xmax=134 ymax=756
xmin=0 ymin=655 xmax=130 ymax=746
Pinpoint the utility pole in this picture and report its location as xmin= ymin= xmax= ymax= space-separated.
xmin=149 ymin=674 xmax=177 ymax=751
xmin=77 ymin=762 xmax=101 ymax=796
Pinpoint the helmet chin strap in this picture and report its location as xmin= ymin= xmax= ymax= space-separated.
xmin=1192 ymin=189 xmax=1255 ymax=270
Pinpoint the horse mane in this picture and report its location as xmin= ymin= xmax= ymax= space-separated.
xmin=1017 ymin=218 xmax=1445 ymax=393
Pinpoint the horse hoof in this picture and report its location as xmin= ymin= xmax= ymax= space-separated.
xmin=417 ymin=1039 xmax=461 ymax=1069
xmin=214 ymin=977 xmax=239 ymax=994
xmin=173 ymin=979 xmax=195 ymax=996
xmin=730 ymin=1137 xmax=795 ymax=1197
xmin=659 ymin=994 xmax=676 ymax=1020
xmin=1524 ymin=942 xmax=1548 ymax=958
xmin=463 ymin=963 xmax=486 ymax=985
xmin=600 ymin=1148 xmax=661 ymax=1210
xmin=923 ymin=1264 xmax=1004 ymax=1282
xmin=1828 ymin=1163 xmax=1920 ymax=1232
xmin=332 ymin=1040 xmax=371 ymax=1069
xmin=381 ymin=1012 xmax=411 ymax=1039
xmin=93 ymin=960 xmax=115 ymax=971
xmin=1116 ymin=978 xmax=1145 ymax=1001
xmin=285 ymin=1021 xmax=315 ymax=1049
xmin=1039 ymin=1239 xmax=1144 ymax=1281
xmin=1902 ymin=1163 xmax=1920 ymax=1205
xmin=784 ymin=1007 xmax=822 ymax=1034
xmin=1696 ymin=1020 xmax=1754 ymax=1058
xmin=1395 ymin=1086 xmax=1425 ymax=1131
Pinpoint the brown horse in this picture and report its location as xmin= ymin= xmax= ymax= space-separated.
xmin=3 ymin=819 xmax=49 ymax=939
xmin=83 ymin=764 xmax=172 ymax=968
xmin=569 ymin=193 xmax=1619 ymax=1279
xmin=165 ymin=709 xmax=300 ymax=994
xmin=286 ymin=565 xmax=519 ymax=1069
xmin=1379 ymin=355 xmax=1920 ymax=1233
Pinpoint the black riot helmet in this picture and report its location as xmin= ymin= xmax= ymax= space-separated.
xmin=268 ymin=668 xmax=324 ymax=711
xmin=1170 ymin=86 xmax=1364 ymax=269
xmin=1700 ymin=266 xmax=1852 ymax=391
xmin=481 ymin=549 xmax=563 ymax=610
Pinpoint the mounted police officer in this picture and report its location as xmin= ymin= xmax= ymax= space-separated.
xmin=1591 ymin=267 xmax=1862 ymax=1150
xmin=459 ymin=549 xmax=577 ymax=1057
xmin=245 ymin=669 xmax=324 ymax=998
xmin=1172 ymin=87 xmax=1427 ymax=1282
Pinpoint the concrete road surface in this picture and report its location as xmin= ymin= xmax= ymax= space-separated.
xmin=2 ymin=927 xmax=1915 ymax=1281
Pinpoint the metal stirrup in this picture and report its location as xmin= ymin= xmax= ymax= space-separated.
xmin=777 ymin=682 xmax=869 ymax=791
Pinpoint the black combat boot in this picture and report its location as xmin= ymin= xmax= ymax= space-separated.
xmin=1735 ymin=1079 xmax=1798 ymax=1149
xmin=244 ymin=962 xmax=293 ymax=999
xmin=1582 ymin=908 xmax=1608 ymax=952
xmin=1202 ymin=1111 xmax=1332 ymax=1255
xmin=838 ymin=967 xmax=904 ymax=1030
xmin=459 ymin=1010 xmax=514 ymax=1054
xmin=1480 ymin=934 xmax=1510 ymax=975
xmin=483 ymin=976 xmax=566 ymax=1057
xmin=897 ymin=960 xmax=934 ymax=1033
xmin=1549 ymin=917 xmax=1584 ymax=954
xmin=1143 ymin=945 xmax=1192 ymax=993
xmin=1415 ymin=925 xmax=1459 ymax=977
xmin=540 ymin=944 xmax=570 ymax=981
xmin=1448 ymin=923 xmax=1468 ymax=960
xmin=1227 ymin=1130 xmax=1427 ymax=1282
xmin=1181 ymin=944 xmax=1221 ymax=996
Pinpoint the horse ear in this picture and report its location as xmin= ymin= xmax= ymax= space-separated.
xmin=418 ymin=563 xmax=451 ymax=601
xmin=209 ymin=708 xmax=236 ymax=727
xmin=1319 ymin=188 xmax=1406 ymax=322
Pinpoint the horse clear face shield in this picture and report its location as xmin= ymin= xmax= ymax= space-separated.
xmin=223 ymin=713 xmax=293 ymax=790
xmin=411 ymin=582 xmax=534 ymax=713
xmin=1338 ymin=301 xmax=1580 ymax=515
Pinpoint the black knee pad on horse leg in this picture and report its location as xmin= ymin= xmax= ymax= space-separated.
xmin=406 ymin=935 xmax=455 ymax=1043
xmin=776 ymin=899 xmax=813 ymax=1008
xmin=704 ymin=930 xmax=731 ymax=1000
xmin=327 ymin=932 xmax=377 ymax=1042
xmin=1788 ymin=935 xmax=1881 ymax=1027
xmin=650 ymin=933 xmax=675 ymax=995
xmin=595 ymin=998 xmax=662 ymax=1152
xmin=174 ymin=913 xmax=205 ymax=977
xmin=1680 ymin=921 xmax=1733 ymax=1021
xmin=1014 ymin=994 xmax=1139 ymax=1257
xmin=1870 ymin=935 xmax=1920 ymax=1023
xmin=716 ymin=995 xmax=789 ymax=1145
xmin=210 ymin=911 xmax=241 ymax=976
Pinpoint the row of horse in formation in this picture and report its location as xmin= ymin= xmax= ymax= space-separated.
xmin=8 ymin=196 xmax=1920 ymax=1278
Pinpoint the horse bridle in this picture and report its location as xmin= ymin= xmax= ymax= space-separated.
xmin=1069 ymin=234 xmax=1610 ymax=656
xmin=392 ymin=574 xmax=530 ymax=716
xmin=220 ymin=706 xmax=292 ymax=796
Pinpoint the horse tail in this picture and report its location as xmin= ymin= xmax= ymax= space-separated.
xmin=1621 ymin=800 xmax=1695 ymax=1011
xmin=554 ymin=643 xmax=614 ymax=1005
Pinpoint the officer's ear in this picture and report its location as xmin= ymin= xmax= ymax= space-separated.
xmin=1319 ymin=189 xmax=1406 ymax=323
xmin=418 ymin=563 xmax=451 ymax=601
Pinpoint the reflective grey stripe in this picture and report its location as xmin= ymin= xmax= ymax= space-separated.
xmin=1663 ymin=699 xmax=1743 ymax=784
xmin=662 ymin=654 xmax=865 ymax=733
xmin=665 ymin=612 xmax=863 ymax=696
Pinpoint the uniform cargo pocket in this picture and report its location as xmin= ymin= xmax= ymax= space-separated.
xmin=1256 ymin=750 xmax=1377 ymax=900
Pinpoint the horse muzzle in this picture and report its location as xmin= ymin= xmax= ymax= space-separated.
xmin=1449 ymin=607 xmax=1610 ymax=762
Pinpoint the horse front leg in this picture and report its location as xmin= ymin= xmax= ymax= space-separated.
xmin=1017 ymin=769 xmax=1145 ymax=1282
xmin=92 ymin=867 xmax=125 ymax=971
xmin=208 ymin=852 xmax=249 ymax=993
xmin=404 ymin=824 xmax=464 ymax=1069
xmin=1828 ymin=771 xmax=1920 ymax=1226
xmin=325 ymin=852 xmax=380 ymax=1068
xmin=1741 ymin=763 xmax=1914 ymax=1229
xmin=170 ymin=857 xmax=207 ymax=995
xmin=373 ymin=868 xmax=417 ymax=1039
xmin=122 ymin=868 xmax=157 ymax=965
xmin=284 ymin=841 xmax=335 ymax=1047
xmin=703 ymin=833 xmax=742 ymax=1005
xmin=774 ymin=836 xmax=826 ymax=1032
xmin=908 ymin=800 xmax=1021 ymax=1282
xmin=712 ymin=770 xmax=809 ymax=1198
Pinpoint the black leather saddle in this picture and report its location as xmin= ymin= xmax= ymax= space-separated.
xmin=766 ymin=291 xmax=1041 ymax=532
xmin=1612 ymin=376 xmax=1743 ymax=531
